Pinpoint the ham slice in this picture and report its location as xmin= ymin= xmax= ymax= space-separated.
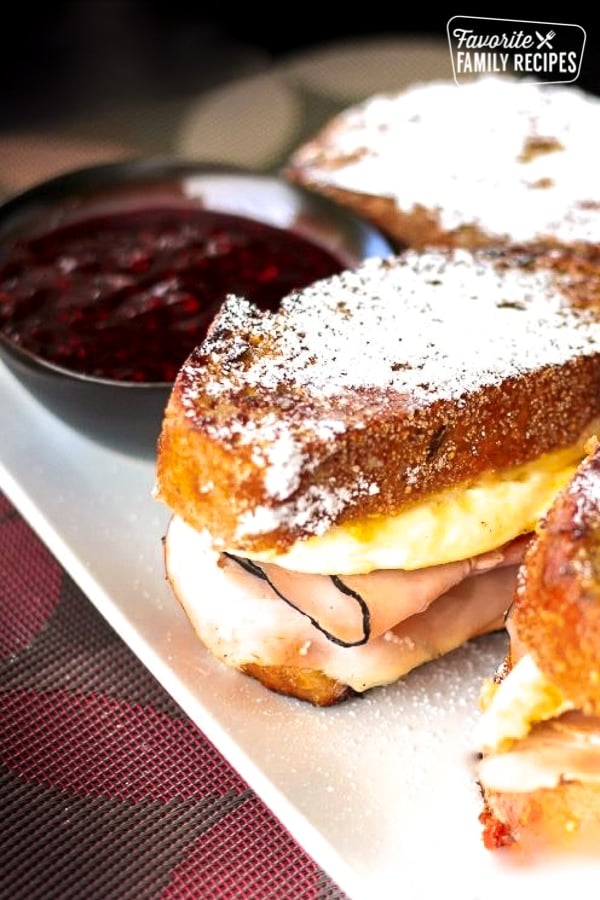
xmin=226 ymin=535 xmax=530 ymax=647
xmin=165 ymin=516 xmax=528 ymax=694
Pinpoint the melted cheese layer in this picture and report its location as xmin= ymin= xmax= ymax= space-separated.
xmin=475 ymin=654 xmax=574 ymax=755
xmin=245 ymin=443 xmax=586 ymax=575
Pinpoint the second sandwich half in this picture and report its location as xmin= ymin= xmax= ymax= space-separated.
xmin=155 ymin=243 xmax=600 ymax=705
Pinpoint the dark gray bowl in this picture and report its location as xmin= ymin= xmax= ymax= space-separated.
xmin=0 ymin=158 xmax=393 ymax=458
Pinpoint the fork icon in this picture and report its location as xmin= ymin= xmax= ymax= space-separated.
xmin=535 ymin=29 xmax=556 ymax=49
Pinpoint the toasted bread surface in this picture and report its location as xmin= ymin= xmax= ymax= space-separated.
xmin=241 ymin=663 xmax=351 ymax=706
xmin=479 ymin=712 xmax=600 ymax=852
xmin=509 ymin=443 xmax=600 ymax=712
xmin=481 ymin=780 xmax=600 ymax=853
xmin=285 ymin=76 xmax=600 ymax=249
xmin=156 ymin=244 xmax=600 ymax=554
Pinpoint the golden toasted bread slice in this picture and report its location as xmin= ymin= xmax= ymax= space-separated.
xmin=477 ymin=441 xmax=600 ymax=852
xmin=285 ymin=76 xmax=600 ymax=249
xmin=156 ymin=243 xmax=600 ymax=558
xmin=510 ymin=442 xmax=600 ymax=712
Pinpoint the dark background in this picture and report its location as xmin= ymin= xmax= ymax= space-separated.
xmin=2 ymin=2 xmax=599 ymax=132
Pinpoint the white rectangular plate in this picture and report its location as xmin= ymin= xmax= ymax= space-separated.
xmin=1 ymin=359 xmax=599 ymax=900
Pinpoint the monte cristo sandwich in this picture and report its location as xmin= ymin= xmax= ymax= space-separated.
xmin=476 ymin=438 xmax=600 ymax=853
xmin=154 ymin=242 xmax=600 ymax=706
xmin=285 ymin=75 xmax=600 ymax=250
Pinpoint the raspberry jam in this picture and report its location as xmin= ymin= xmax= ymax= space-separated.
xmin=0 ymin=206 xmax=345 ymax=382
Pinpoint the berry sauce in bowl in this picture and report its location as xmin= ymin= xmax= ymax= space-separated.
xmin=0 ymin=159 xmax=392 ymax=456
xmin=0 ymin=206 xmax=348 ymax=384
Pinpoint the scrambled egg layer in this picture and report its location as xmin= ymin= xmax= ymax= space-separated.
xmin=247 ymin=443 xmax=586 ymax=575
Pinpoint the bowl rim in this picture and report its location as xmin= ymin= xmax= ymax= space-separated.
xmin=0 ymin=157 xmax=267 ymax=222
xmin=0 ymin=330 xmax=175 ymax=389
xmin=0 ymin=155 xmax=393 ymax=389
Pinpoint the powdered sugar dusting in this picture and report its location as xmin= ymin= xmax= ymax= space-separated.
xmin=263 ymin=431 xmax=305 ymax=500
xmin=292 ymin=76 xmax=600 ymax=244
xmin=178 ymin=245 xmax=600 ymax=538
xmin=235 ymin=473 xmax=380 ymax=539
xmin=202 ymin=251 xmax=600 ymax=405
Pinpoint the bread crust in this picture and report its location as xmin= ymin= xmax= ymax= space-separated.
xmin=241 ymin=663 xmax=351 ymax=707
xmin=481 ymin=780 xmax=600 ymax=853
xmin=280 ymin=181 xmax=497 ymax=251
xmin=156 ymin=244 xmax=600 ymax=554
xmin=509 ymin=445 xmax=600 ymax=712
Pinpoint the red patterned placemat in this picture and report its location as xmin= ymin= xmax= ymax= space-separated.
xmin=0 ymin=490 xmax=349 ymax=899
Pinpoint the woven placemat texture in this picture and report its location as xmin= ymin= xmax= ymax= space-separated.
xmin=0 ymin=491 xmax=349 ymax=900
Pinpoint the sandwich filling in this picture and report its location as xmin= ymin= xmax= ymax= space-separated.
xmin=165 ymin=437 xmax=589 ymax=695
xmin=476 ymin=654 xmax=600 ymax=792
xmin=242 ymin=442 xmax=584 ymax=574
xmin=166 ymin=515 xmax=522 ymax=693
